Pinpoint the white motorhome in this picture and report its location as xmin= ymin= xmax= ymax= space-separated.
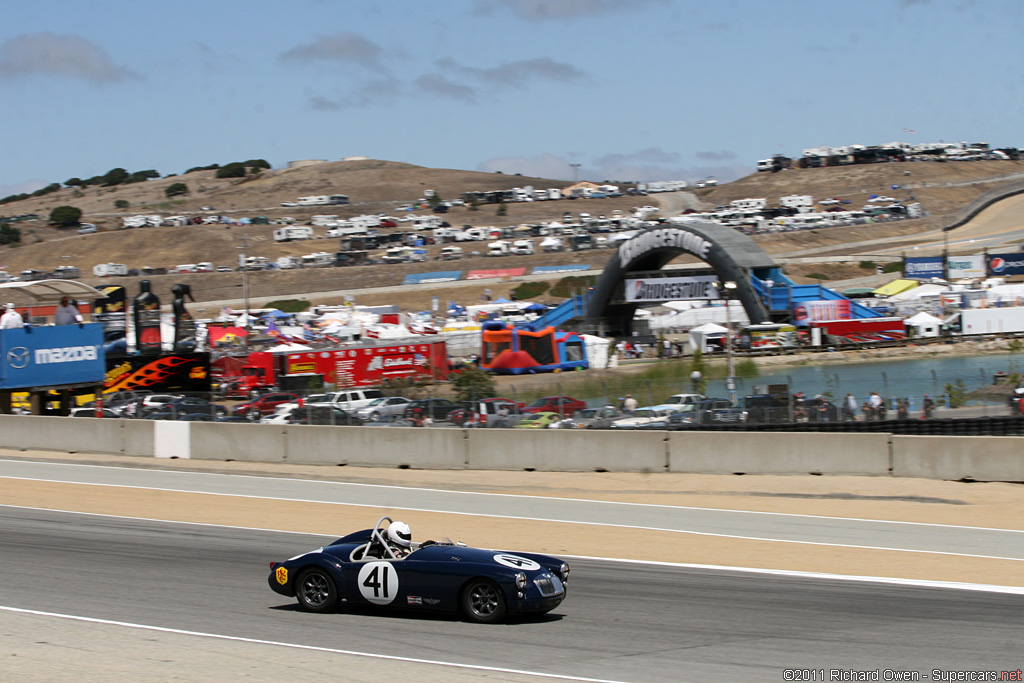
xmin=195 ymin=262 xmax=215 ymax=272
xmin=511 ymin=239 xmax=534 ymax=255
xmin=460 ymin=227 xmax=488 ymax=241
xmin=276 ymin=256 xmax=302 ymax=269
xmin=301 ymin=252 xmax=334 ymax=268
xmin=274 ymin=226 xmax=314 ymax=242
xmin=297 ymin=195 xmax=330 ymax=206
xmin=310 ymin=215 xmax=340 ymax=226
xmin=174 ymin=264 xmax=198 ymax=273
xmin=241 ymin=256 xmax=270 ymax=270
xmin=438 ymin=246 xmax=464 ymax=261
xmin=382 ymin=246 xmax=427 ymax=264
xmin=93 ymin=263 xmax=128 ymax=277
xmin=52 ymin=265 xmax=81 ymax=279
xmin=487 ymin=240 xmax=511 ymax=257
xmin=326 ymin=224 xmax=369 ymax=238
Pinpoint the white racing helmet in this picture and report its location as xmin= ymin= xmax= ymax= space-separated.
xmin=387 ymin=521 xmax=412 ymax=548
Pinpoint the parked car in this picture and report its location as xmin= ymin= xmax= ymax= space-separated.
xmin=287 ymin=406 xmax=364 ymax=426
xmin=651 ymin=393 xmax=705 ymax=412
xmin=743 ymin=394 xmax=793 ymax=424
xmin=514 ymin=412 xmax=563 ymax=429
xmin=70 ymin=407 xmax=120 ymax=418
xmin=404 ymin=398 xmax=460 ymax=421
xmin=355 ymin=396 xmax=412 ymax=422
xmin=667 ymin=398 xmax=748 ymax=428
xmin=232 ymin=392 xmax=302 ymax=418
xmin=521 ymin=396 xmax=587 ymax=417
xmin=308 ymin=389 xmax=385 ymax=412
xmin=446 ymin=398 xmax=524 ymax=428
xmin=609 ymin=407 xmax=673 ymax=430
xmin=559 ymin=406 xmax=623 ymax=430
xmin=158 ymin=397 xmax=228 ymax=418
xmin=121 ymin=394 xmax=180 ymax=417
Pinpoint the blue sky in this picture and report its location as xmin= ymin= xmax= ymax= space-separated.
xmin=2 ymin=0 xmax=1021 ymax=198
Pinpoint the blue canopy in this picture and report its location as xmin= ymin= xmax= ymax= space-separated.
xmin=523 ymin=302 xmax=547 ymax=312
xmin=262 ymin=309 xmax=290 ymax=319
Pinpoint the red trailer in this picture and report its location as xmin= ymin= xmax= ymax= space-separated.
xmin=217 ymin=340 xmax=449 ymax=395
xmin=810 ymin=317 xmax=907 ymax=343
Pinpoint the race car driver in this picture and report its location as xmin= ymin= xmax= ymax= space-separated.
xmin=387 ymin=521 xmax=413 ymax=558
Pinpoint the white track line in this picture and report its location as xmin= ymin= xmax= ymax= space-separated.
xmin=4 ymin=504 xmax=1024 ymax=593
xmin=0 ymin=606 xmax=627 ymax=683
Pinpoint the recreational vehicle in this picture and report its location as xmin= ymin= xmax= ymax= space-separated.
xmin=487 ymin=241 xmax=511 ymax=257
xmin=274 ymin=226 xmax=314 ymax=242
xmin=511 ymin=239 xmax=535 ymax=255
xmin=438 ymin=246 xmax=464 ymax=261
xmin=93 ymin=263 xmax=128 ymax=277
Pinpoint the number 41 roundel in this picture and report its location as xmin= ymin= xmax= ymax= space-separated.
xmin=357 ymin=561 xmax=400 ymax=605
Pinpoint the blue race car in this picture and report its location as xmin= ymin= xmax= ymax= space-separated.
xmin=268 ymin=516 xmax=569 ymax=623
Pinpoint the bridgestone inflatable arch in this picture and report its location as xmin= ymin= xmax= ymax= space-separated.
xmin=586 ymin=220 xmax=777 ymax=336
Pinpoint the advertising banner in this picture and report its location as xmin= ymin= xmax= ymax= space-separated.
xmin=92 ymin=285 xmax=127 ymax=338
xmin=402 ymin=271 xmax=462 ymax=285
xmin=0 ymin=323 xmax=106 ymax=389
xmin=531 ymin=264 xmax=591 ymax=274
xmin=624 ymin=275 xmax=721 ymax=302
xmin=104 ymin=352 xmax=211 ymax=393
xmin=946 ymin=254 xmax=986 ymax=279
xmin=987 ymin=253 xmax=1024 ymax=277
xmin=792 ymin=299 xmax=852 ymax=325
xmin=904 ymin=256 xmax=945 ymax=280
xmin=283 ymin=341 xmax=447 ymax=387
xmin=466 ymin=268 xmax=527 ymax=280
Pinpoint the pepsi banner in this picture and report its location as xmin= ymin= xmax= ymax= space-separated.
xmin=904 ymin=256 xmax=945 ymax=280
xmin=792 ymin=299 xmax=852 ymax=325
xmin=987 ymin=253 xmax=1024 ymax=277
xmin=624 ymin=275 xmax=720 ymax=302
xmin=402 ymin=271 xmax=461 ymax=285
xmin=0 ymin=323 xmax=105 ymax=389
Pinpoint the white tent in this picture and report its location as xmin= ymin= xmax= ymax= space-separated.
xmin=582 ymin=334 xmax=612 ymax=369
xmin=888 ymin=283 xmax=947 ymax=301
xmin=688 ymin=322 xmax=728 ymax=354
xmin=904 ymin=311 xmax=943 ymax=338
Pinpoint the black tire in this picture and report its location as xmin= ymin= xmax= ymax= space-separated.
xmin=461 ymin=579 xmax=507 ymax=624
xmin=295 ymin=568 xmax=339 ymax=613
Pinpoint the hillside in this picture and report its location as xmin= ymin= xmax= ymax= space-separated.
xmin=2 ymin=157 xmax=1023 ymax=309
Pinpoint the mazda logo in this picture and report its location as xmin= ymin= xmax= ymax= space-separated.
xmin=8 ymin=346 xmax=29 ymax=369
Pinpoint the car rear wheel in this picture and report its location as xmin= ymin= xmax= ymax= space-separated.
xmin=461 ymin=579 xmax=506 ymax=624
xmin=295 ymin=568 xmax=338 ymax=613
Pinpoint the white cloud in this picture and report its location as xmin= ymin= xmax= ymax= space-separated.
xmin=280 ymin=32 xmax=385 ymax=69
xmin=414 ymin=73 xmax=478 ymax=102
xmin=475 ymin=0 xmax=666 ymax=21
xmin=0 ymin=33 xmax=139 ymax=83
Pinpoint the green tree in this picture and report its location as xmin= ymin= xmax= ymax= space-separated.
xmin=64 ymin=177 xmax=83 ymax=187
xmin=100 ymin=167 xmax=129 ymax=186
xmin=496 ymin=202 xmax=508 ymax=216
xmin=114 ymin=199 xmax=130 ymax=208
xmin=244 ymin=159 xmax=270 ymax=171
xmin=49 ymin=205 xmax=83 ymax=228
xmin=165 ymin=182 xmax=190 ymax=198
xmin=216 ymin=162 xmax=247 ymax=178
xmin=126 ymin=169 xmax=160 ymax=184
xmin=0 ymin=224 xmax=21 ymax=245
xmin=31 ymin=183 xmax=61 ymax=197
xmin=452 ymin=365 xmax=496 ymax=402
xmin=943 ymin=379 xmax=968 ymax=408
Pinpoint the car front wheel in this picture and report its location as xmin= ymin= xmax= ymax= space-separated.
xmin=461 ymin=579 xmax=507 ymax=624
xmin=295 ymin=568 xmax=338 ymax=613
xmin=368 ymin=411 xmax=381 ymax=422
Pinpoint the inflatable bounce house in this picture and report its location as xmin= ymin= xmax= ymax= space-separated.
xmin=479 ymin=321 xmax=589 ymax=374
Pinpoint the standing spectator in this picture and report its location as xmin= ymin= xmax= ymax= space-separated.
xmin=877 ymin=397 xmax=888 ymax=421
xmin=21 ymin=309 xmax=32 ymax=326
xmin=622 ymin=394 xmax=638 ymax=413
xmin=842 ymin=393 xmax=858 ymax=421
xmin=634 ymin=342 xmax=644 ymax=358
xmin=868 ymin=391 xmax=883 ymax=420
xmin=861 ymin=401 xmax=874 ymax=421
xmin=922 ymin=394 xmax=935 ymax=419
xmin=615 ymin=340 xmax=626 ymax=359
xmin=897 ymin=398 xmax=909 ymax=420
xmin=0 ymin=303 xmax=23 ymax=329
xmin=484 ymin=288 xmax=492 ymax=301
xmin=663 ymin=339 xmax=672 ymax=357
xmin=54 ymin=296 xmax=83 ymax=325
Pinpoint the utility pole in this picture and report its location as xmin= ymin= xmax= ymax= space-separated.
xmin=569 ymin=163 xmax=581 ymax=184
xmin=237 ymin=234 xmax=251 ymax=352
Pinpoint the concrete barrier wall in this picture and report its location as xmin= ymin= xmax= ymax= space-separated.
xmin=283 ymin=425 xmax=467 ymax=469
xmin=892 ymin=435 xmax=1024 ymax=481
xmin=188 ymin=422 xmax=289 ymax=463
xmin=0 ymin=415 xmax=124 ymax=455
xmin=5 ymin=415 xmax=1024 ymax=481
xmin=467 ymin=429 xmax=668 ymax=471
xmin=669 ymin=431 xmax=892 ymax=476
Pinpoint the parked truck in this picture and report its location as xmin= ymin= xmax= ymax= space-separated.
xmin=215 ymin=340 xmax=450 ymax=397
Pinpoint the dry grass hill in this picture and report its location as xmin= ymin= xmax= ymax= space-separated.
xmin=2 ymin=157 xmax=1022 ymax=310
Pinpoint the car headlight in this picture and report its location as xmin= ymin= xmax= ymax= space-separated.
xmin=515 ymin=572 xmax=527 ymax=589
xmin=559 ymin=563 xmax=570 ymax=582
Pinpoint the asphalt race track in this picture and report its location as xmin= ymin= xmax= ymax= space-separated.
xmin=2 ymin=506 xmax=1022 ymax=682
